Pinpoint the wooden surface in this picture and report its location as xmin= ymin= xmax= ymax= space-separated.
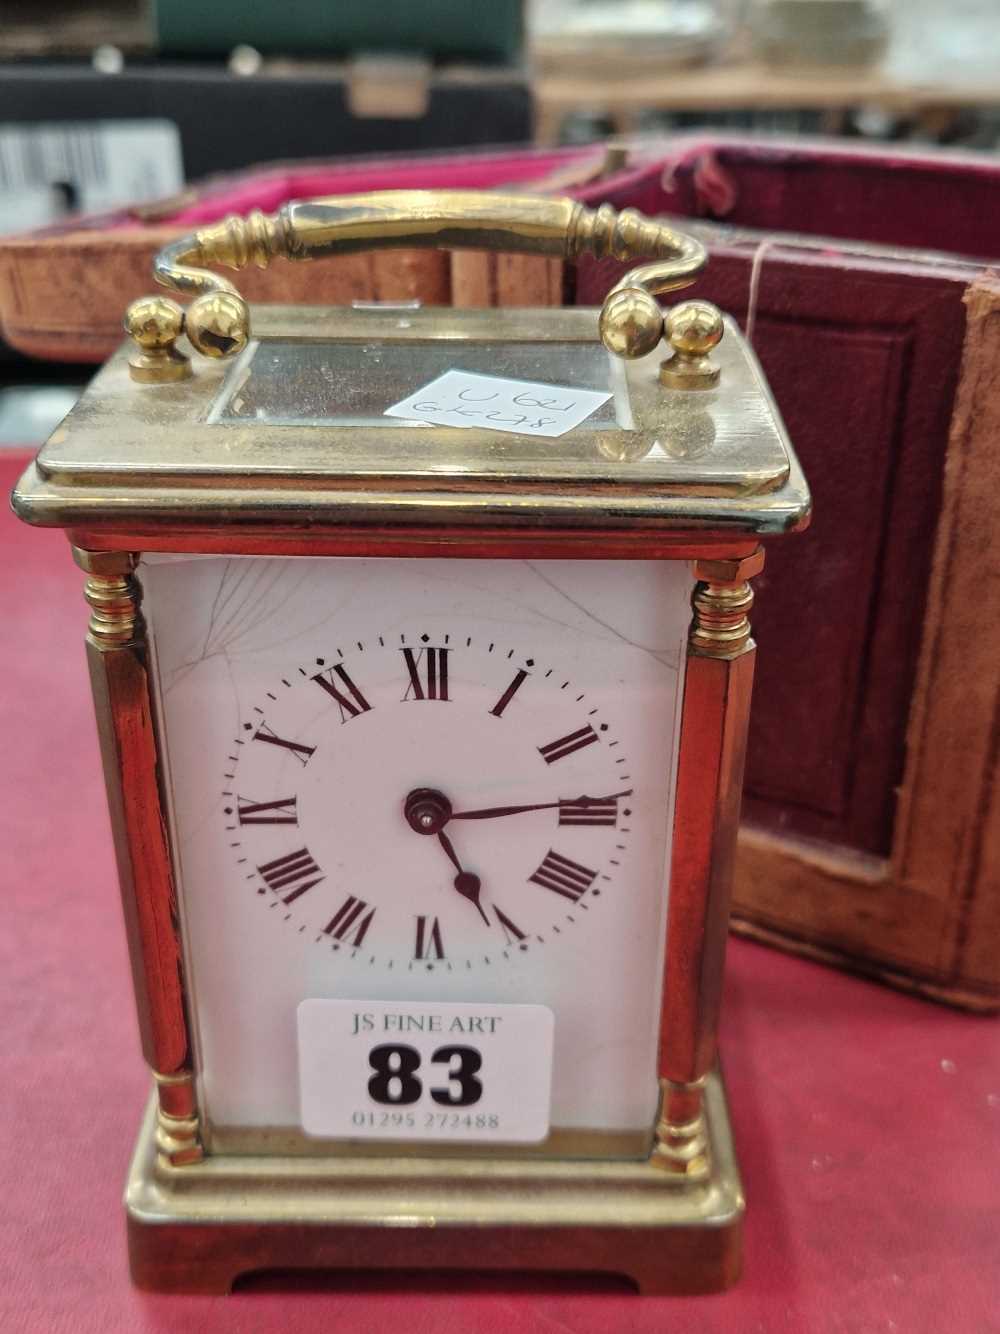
xmin=535 ymin=57 xmax=1000 ymax=115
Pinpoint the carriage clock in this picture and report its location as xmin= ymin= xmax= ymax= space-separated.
xmin=11 ymin=192 xmax=809 ymax=1294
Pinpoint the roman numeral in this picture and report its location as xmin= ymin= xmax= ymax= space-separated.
xmin=257 ymin=848 xmax=324 ymax=904
xmin=236 ymin=795 xmax=298 ymax=826
xmin=324 ymin=895 xmax=375 ymax=947
xmin=490 ymin=668 xmax=529 ymax=718
xmin=529 ymin=850 xmax=598 ymax=902
xmin=414 ymin=915 xmax=445 ymax=959
xmin=494 ymin=905 xmax=527 ymax=946
xmin=558 ymin=795 xmax=620 ymax=827
xmin=311 ymin=664 xmax=372 ymax=723
xmin=538 ymin=724 xmax=599 ymax=765
xmin=253 ymin=723 xmax=316 ymax=766
xmin=402 ymin=646 xmax=450 ymax=701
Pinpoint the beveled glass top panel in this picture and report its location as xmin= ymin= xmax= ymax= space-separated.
xmin=210 ymin=340 xmax=623 ymax=430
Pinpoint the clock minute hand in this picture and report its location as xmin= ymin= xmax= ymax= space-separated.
xmin=451 ymin=789 xmax=633 ymax=821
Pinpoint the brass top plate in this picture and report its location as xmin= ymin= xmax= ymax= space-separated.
xmin=14 ymin=307 xmax=809 ymax=538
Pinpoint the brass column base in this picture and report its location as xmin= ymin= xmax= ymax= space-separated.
xmin=125 ymin=1068 xmax=743 ymax=1296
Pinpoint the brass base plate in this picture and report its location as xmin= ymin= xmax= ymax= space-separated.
xmin=125 ymin=1070 xmax=743 ymax=1295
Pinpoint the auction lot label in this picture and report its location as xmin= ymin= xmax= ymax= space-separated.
xmin=298 ymin=999 xmax=554 ymax=1143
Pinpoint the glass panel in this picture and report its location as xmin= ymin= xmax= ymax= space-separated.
xmin=143 ymin=553 xmax=691 ymax=1158
xmin=209 ymin=339 xmax=624 ymax=429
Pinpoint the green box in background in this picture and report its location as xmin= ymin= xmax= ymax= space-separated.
xmin=153 ymin=0 xmax=524 ymax=64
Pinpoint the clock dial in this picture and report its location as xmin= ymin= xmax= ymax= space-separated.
xmin=143 ymin=555 xmax=691 ymax=1140
xmin=224 ymin=635 xmax=634 ymax=970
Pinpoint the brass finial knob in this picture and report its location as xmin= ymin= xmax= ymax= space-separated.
xmin=598 ymin=287 xmax=664 ymax=360
xmin=124 ymin=296 xmax=191 ymax=383
xmin=659 ymin=300 xmax=724 ymax=390
xmin=185 ymin=291 xmax=251 ymax=360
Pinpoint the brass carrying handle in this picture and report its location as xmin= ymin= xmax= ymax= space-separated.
xmin=125 ymin=190 xmax=723 ymax=385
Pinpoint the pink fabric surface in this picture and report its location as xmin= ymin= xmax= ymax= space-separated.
xmin=3 ymin=448 xmax=999 ymax=1333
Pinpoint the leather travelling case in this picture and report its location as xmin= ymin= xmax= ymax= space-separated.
xmin=573 ymin=139 xmax=1000 ymax=1011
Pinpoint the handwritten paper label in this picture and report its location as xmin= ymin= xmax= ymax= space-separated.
xmin=384 ymin=369 xmax=612 ymax=438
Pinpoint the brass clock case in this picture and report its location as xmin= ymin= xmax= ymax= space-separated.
xmin=10 ymin=190 xmax=810 ymax=1296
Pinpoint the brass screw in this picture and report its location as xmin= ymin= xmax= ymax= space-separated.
xmin=660 ymin=300 xmax=724 ymax=390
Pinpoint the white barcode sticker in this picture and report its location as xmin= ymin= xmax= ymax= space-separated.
xmin=298 ymin=999 xmax=554 ymax=1142
xmin=385 ymin=369 xmax=613 ymax=438
xmin=0 ymin=120 xmax=183 ymax=236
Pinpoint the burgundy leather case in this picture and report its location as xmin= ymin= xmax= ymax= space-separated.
xmin=576 ymin=141 xmax=978 ymax=858
xmin=574 ymin=138 xmax=1000 ymax=1009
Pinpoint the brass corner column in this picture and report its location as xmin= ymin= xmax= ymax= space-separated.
xmin=653 ymin=548 xmax=764 ymax=1176
xmin=75 ymin=547 xmax=203 ymax=1168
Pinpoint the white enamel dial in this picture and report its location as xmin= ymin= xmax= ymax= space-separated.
xmin=142 ymin=556 xmax=691 ymax=1142
xmin=226 ymin=633 xmax=635 ymax=970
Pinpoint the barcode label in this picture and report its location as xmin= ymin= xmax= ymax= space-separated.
xmin=0 ymin=125 xmax=110 ymax=191
xmin=0 ymin=120 xmax=183 ymax=235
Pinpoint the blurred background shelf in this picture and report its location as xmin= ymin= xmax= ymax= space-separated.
xmin=532 ymin=0 xmax=1000 ymax=143
xmin=534 ymin=59 xmax=1000 ymax=143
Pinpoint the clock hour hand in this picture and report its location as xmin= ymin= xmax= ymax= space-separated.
xmin=436 ymin=828 xmax=463 ymax=874
xmin=437 ymin=831 xmax=490 ymax=926
xmin=451 ymin=789 xmax=633 ymax=821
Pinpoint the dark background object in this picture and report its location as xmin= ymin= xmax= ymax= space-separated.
xmin=154 ymin=0 xmax=524 ymax=64
xmin=0 ymin=63 xmax=533 ymax=182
